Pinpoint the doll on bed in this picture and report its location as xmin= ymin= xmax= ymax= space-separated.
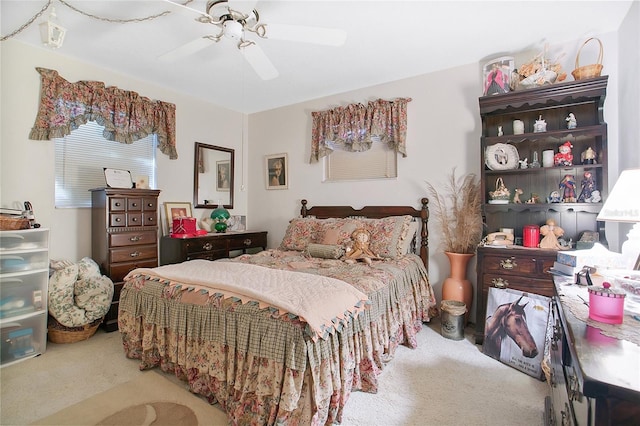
xmin=344 ymin=228 xmax=381 ymax=265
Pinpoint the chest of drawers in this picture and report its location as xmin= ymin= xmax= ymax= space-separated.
xmin=475 ymin=246 xmax=556 ymax=344
xmin=160 ymin=231 xmax=267 ymax=265
xmin=90 ymin=188 xmax=161 ymax=331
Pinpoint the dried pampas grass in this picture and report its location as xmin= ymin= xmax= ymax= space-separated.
xmin=426 ymin=169 xmax=483 ymax=254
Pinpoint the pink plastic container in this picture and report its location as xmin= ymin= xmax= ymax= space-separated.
xmin=588 ymin=282 xmax=626 ymax=324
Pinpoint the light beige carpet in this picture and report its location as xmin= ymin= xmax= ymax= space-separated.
xmin=32 ymin=371 xmax=229 ymax=426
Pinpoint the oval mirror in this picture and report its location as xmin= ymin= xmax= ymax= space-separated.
xmin=193 ymin=142 xmax=234 ymax=209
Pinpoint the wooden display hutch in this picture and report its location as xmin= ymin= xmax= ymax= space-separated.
xmin=475 ymin=76 xmax=609 ymax=344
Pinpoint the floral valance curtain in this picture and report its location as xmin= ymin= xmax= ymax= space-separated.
xmin=28 ymin=67 xmax=178 ymax=159
xmin=310 ymin=97 xmax=411 ymax=163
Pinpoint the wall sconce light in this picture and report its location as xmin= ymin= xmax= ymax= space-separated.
xmin=39 ymin=7 xmax=66 ymax=49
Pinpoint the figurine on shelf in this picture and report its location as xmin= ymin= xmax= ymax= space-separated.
xmin=498 ymin=126 xmax=504 ymax=136
xmin=554 ymin=141 xmax=573 ymax=166
xmin=539 ymin=219 xmax=565 ymax=250
xmin=547 ymin=190 xmax=562 ymax=203
xmin=577 ymin=171 xmax=597 ymax=203
xmin=526 ymin=193 xmax=541 ymax=204
xmin=559 ymin=174 xmax=577 ymax=202
xmin=529 ymin=151 xmax=541 ymax=168
xmin=581 ymin=147 xmax=597 ymax=164
xmin=513 ymin=188 xmax=523 ymax=204
xmin=519 ymin=158 xmax=528 ymax=169
xmin=565 ymin=113 xmax=577 ymax=129
xmin=533 ymin=115 xmax=547 ymax=133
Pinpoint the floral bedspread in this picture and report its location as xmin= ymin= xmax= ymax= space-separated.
xmin=119 ymin=250 xmax=436 ymax=425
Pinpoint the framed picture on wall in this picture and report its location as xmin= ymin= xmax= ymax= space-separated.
xmin=216 ymin=160 xmax=230 ymax=191
xmin=265 ymin=153 xmax=288 ymax=190
xmin=163 ymin=202 xmax=193 ymax=235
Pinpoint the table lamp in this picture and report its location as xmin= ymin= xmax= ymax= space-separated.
xmin=596 ymin=169 xmax=640 ymax=270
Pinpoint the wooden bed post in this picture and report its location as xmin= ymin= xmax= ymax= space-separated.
xmin=420 ymin=197 xmax=429 ymax=271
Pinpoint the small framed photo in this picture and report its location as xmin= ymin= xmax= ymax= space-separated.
xmin=216 ymin=160 xmax=230 ymax=191
xmin=483 ymin=56 xmax=514 ymax=96
xmin=265 ymin=153 xmax=288 ymax=190
xmin=164 ymin=202 xmax=193 ymax=235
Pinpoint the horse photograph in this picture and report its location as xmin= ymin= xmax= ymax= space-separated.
xmin=483 ymin=289 xmax=551 ymax=379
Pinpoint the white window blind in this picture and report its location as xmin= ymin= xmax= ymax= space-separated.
xmin=54 ymin=121 xmax=157 ymax=208
xmin=323 ymin=137 xmax=397 ymax=182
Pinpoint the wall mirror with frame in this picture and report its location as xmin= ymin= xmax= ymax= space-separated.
xmin=193 ymin=142 xmax=234 ymax=209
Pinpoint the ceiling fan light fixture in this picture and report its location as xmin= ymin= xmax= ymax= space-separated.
xmin=223 ymin=20 xmax=243 ymax=40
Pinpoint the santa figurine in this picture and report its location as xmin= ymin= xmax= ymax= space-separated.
xmin=554 ymin=141 xmax=573 ymax=166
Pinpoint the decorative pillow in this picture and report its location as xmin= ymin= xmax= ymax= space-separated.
xmin=398 ymin=220 xmax=420 ymax=255
xmin=361 ymin=215 xmax=414 ymax=259
xmin=279 ymin=218 xmax=321 ymax=251
xmin=307 ymin=243 xmax=345 ymax=259
xmin=318 ymin=218 xmax=361 ymax=246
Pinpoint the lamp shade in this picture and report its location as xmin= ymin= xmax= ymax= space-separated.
xmin=596 ymin=169 xmax=640 ymax=223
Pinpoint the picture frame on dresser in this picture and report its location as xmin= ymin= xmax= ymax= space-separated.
xmin=163 ymin=202 xmax=193 ymax=235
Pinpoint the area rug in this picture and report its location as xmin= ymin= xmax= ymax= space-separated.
xmin=32 ymin=371 xmax=229 ymax=426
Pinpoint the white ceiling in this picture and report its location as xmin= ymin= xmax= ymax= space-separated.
xmin=1 ymin=1 xmax=633 ymax=113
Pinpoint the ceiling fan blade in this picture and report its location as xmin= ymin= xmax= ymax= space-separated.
xmin=159 ymin=37 xmax=213 ymax=62
xmin=265 ymin=24 xmax=347 ymax=46
xmin=241 ymin=44 xmax=279 ymax=80
xmin=163 ymin=0 xmax=214 ymax=23
xmin=228 ymin=0 xmax=259 ymax=12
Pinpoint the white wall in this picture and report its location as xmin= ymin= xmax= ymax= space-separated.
xmin=0 ymin=39 xmax=248 ymax=261
xmin=247 ymin=33 xmax=623 ymax=321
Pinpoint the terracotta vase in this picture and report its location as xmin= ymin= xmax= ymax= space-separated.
xmin=441 ymin=252 xmax=474 ymax=325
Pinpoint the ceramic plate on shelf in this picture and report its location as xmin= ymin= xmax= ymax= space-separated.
xmin=488 ymin=199 xmax=509 ymax=204
xmin=485 ymin=143 xmax=519 ymax=170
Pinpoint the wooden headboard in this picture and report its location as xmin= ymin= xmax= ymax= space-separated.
xmin=300 ymin=198 xmax=429 ymax=271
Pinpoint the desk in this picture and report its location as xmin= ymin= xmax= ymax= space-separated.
xmin=545 ymin=275 xmax=640 ymax=425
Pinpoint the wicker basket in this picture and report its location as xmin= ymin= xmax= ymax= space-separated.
xmin=0 ymin=214 xmax=30 ymax=231
xmin=571 ymin=38 xmax=603 ymax=80
xmin=48 ymin=316 xmax=102 ymax=344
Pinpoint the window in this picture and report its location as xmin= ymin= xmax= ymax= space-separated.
xmin=54 ymin=121 xmax=157 ymax=208
xmin=323 ymin=136 xmax=397 ymax=181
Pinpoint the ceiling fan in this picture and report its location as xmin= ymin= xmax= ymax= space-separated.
xmin=160 ymin=0 xmax=347 ymax=80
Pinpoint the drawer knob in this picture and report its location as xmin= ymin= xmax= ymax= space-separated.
xmin=115 ymin=217 xmax=122 ymax=222
xmin=500 ymin=258 xmax=517 ymax=269
xmin=130 ymin=235 xmax=142 ymax=242
xmin=131 ymin=217 xmax=138 ymax=222
xmin=203 ymin=242 xmax=213 ymax=251
xmin=115 ymin=202 xmax=121 ymax=207
xmin=130 ymin=251 xmax=141 ymax=258
xmin=147 ymin=203 xmax=154 ymax=207
xmin=243 ymin=238 xmax=252 ymax=246
xmin=491 ymin=278 xmax=509 ymax=289
xmin=131 ymin=203 xmax=138 ymax=207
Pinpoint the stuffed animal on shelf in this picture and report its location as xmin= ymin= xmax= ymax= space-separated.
xmin=344 ymin=228 xmax=380 ymax=266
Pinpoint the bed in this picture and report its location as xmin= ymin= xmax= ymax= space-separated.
xmin=119 ymin=198 xmax=437 ymax=425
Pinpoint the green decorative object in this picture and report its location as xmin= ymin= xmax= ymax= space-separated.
xmin=211 ymin=204 xmax=230 ymax=233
